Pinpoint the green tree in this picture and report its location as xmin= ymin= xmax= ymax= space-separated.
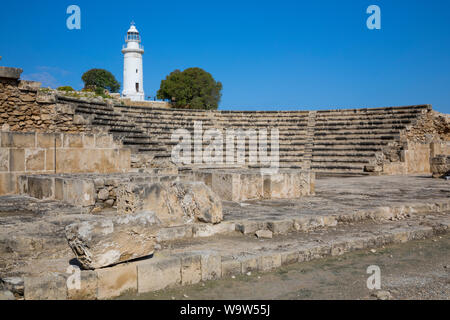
xmin=81 ymin=69 xmax=120 ymax=93
xmin=157 ymin=68 xmax=222 ymax=110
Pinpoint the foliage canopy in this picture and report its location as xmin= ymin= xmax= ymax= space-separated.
xmin=157 ymin=68 xmax=222 ymax=110
xmin=81 ymin=69 xmax=120 ymax=93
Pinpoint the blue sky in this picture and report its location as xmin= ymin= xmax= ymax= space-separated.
xmin=1 ymin=0 xmax=449 ymax=113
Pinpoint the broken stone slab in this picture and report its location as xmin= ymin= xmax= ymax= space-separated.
xmin=0 ymin=290 xmax=15 ymax=300
xmin=255 ymin=229 xmax=273 ymax=239
xmin=0 ymin=277 xmax=24 ymax=296
xmin=65 ymin=211 xmax=161 ymax=270
xmin=116 ymin=181 xmax=223 ymax=226
xmin=0 ymin=66 xmax=22 ymax=79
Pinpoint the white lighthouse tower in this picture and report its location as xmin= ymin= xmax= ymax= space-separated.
xmin=122 ymin=22 xmax=145 ymax=101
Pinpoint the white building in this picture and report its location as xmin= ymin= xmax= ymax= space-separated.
xmin=122 ymin=22 xmax=145 ymax=101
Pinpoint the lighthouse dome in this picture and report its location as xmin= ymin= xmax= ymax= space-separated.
xmin=126 ymin=23 xmax=141 ymax=42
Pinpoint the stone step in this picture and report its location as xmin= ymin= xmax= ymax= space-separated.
xmin=311 ymin=163 xmax=366 ymax=171
xmin=313 ymin=135 xmax=400 ymax=141
xmin=314 ymin=119 xmax=413 ymax=127
xmin=311 ymin=155 xmax=372 ymax=165
xmin=315 ymin=125 xmax=407 ymax=131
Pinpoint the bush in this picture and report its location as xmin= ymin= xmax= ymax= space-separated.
xmin=57 ymin=86 xmax=75 ymax=92
xmin=157 ymin=68 xmax=222 ymax=110
xmin=81 ymin=69 xmax=120 ymax=93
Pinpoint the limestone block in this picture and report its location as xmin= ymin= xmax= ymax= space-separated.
xmin=281 ymin=251 xmax=299 ymax=266
xmin=0 ymin=66 xmax=23 ymax=79
xmin=0 ymin=290 xmax=15 ymax=300
xmin=25 ymin=148 xmax=45 ymax=171
xmin=309 ymin=244 xmax=331 ymax=259
xmin=95 ymin=134 xmax=113 ymax=148
xmin=27 ymin=176 xmax=54 ymax=199
xmin=211 ymin=172 xmax=241 ymax=201
xmin=255 ymin=229 xmax=273 ymax=239
xmin=97 ymin=263 xmax=137 ymax=299
xmin=0 ymin=132 xmax=35 ymax=148
xmin=63 ymin=178 xmax=95 ymax=207
xmin=83 ymin=134 xmax=95 ymax=148
xmin=236 ymin=220 xmax=266 ymax=235
xmin=56 ymin=149 xmax=119 ymax=174
xmin=193 ymin=171 xmax=213 ymax=188
xmin=258 ymin=253 xmax=281 ymax=272
xmin=45 ymin=148 xmax=54 ymax=171
xmin=137 ymin=257 xmax=181 ymax=293
xmin=18 ymin=80 xmax=41 ymax=90
xmin=36 ymin=91 xmax=57 ymax=103
xmin=331 ymin=241 xmax=349 ymax=256
xmin=9 ymin=148 xmax=24 ymax=172
xmin=156 ymin=225 xmax=193 ymax=242
xmin=17 ymin=175 xmax=28 ymax=194
xmin=64 ymin=134 xmax=83 ymax=148
xmin=263 ymin=173 xmax=285 ymax=198
xmin=240 ymin=255 xmax=259 ymax=273
xmin=431 ymin=155 xmax=450 ymax=178
xmin=239 ymin=173 xmax=264 ymax=200
xmin=200 ymin=251 xmax=222 ymax=281
xmin=192 ymin=221 xmax=235 ymax=238
xmin=177 ymin=253 xmax=202 ymax=285
xmin=221 ymin=258 xmax=241 ymax=277
xmin=1 ymin=277 xmax=24 ymax=296
xmin=54 ymin=177 xmax=64 ymax=200
xmin=67 ymin=270 xmax=98 ymax=300
xmin=0 ymin=148 xmax=8 ymax=171
xmin=116 ymin=181 xmax=223 ymax=226
xmin=0 ymin=172 xmax=18 ymax=194
xmin=65 ymin=211 xmax=161 ymax=269
xmin=24 ymin=273 xmax=67 ymax=300
xmin=266 ymin=220 xmax=294 ymax=235
xmin=37 ymin=133 xmax=62 ymax=148
xmin=204 ymin=170 xmax=314 ymax=201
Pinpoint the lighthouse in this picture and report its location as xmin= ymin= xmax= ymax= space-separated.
xmin=122 ymin=22 xmax=145 ymax=101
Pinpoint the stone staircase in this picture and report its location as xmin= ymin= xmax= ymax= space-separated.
xmin=311 ymin=105 xmax=430 ymax=175
xmin=70 ymin=98 xmax=431 ymax=175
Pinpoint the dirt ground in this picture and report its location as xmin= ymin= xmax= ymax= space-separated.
xmin=120 ymin=234 xmax=450 ymax=300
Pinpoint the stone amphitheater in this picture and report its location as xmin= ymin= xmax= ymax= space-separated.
xmin=0 ymin=66 xmax=449 ymax=300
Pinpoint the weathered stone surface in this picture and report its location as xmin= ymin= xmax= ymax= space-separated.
xmin=431 ymin=155 xmax=450 ymax=178
xmin=221 ymin=258 xmax=241 ymax=277
xmin=67 ymin=270 xmax=98 ymax=300
xmin=0 ymin=290 xmax=15 ymax=300
xmin=65 ymin=211 xmax=161 ymax=269
xmin=200 ymin=251 xmax=222 ymax=281
xmin=137 ymin=257 xmax=181 ymax=293
xmin=0 ymin=67 xmax=23 ymax=79
xmin=255 ymin=229 xmax=273 ymax=239
xmin=197 ymin=169 xmax=314 ymax=201
xmin=96 ymin=263 xmax=137 ymax=299
xmin=258 ymin=253 xmax=282 ymax=272
xmin=1 ymin=276 xmax=24 ymax=296
xmin=372 ymin=290 xmax=393 ymax=300
xmin=24 ymin=273 xmax=67 ymax=300
xmin=116 ymin=181 xmax=223 ymax=226
xmin=177 ymin=253 xmax=202 ymax=285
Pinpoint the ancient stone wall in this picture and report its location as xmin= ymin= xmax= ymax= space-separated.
xmin=0 ymin=131 xmax=131 ymax=195
xmin=0 ymin=77 xmax=95 ymax=133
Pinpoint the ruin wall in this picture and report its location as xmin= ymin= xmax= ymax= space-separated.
xmin=0 ymin=131 xmax=131 ymax=195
